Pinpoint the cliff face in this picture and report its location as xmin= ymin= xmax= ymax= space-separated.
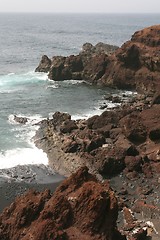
xmin=0 ymin=167 xmax=126 ymax=240
xmin=35 ymin=25 xmax=160 ymax=94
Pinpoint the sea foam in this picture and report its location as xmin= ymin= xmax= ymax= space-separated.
xmin=0 ymin=113 xmax=48 ymax=169
xmin=0 ymin=147 xmax=48 ymax=169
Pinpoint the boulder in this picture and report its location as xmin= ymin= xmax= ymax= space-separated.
xmin=120 ymin=112 xmax=147 ymax=144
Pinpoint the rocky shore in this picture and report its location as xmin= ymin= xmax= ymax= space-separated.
xmin=0 ymin=25 xmax=160 ymax=239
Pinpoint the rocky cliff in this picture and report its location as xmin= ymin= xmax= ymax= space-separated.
xmin=36 ymin=25 xmax=160 ymax=94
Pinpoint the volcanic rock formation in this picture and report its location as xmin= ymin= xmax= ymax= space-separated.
xmin=36 ymin=25 xmax=160 ymax=94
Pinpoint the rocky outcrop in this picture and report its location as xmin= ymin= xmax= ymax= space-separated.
xmin=0 ymin=167 xmax=127 ymax=240
xmin=35 ymin=42 xmax=118 ymax=83
xmin=35 ymin=55 xmax=51 ymax=72
xmin=36 ymin=25 xmax=160 ymax=94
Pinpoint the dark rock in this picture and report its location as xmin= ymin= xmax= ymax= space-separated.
xmin=149 ymin=128 xmax=160 ymax=141
xmin=35 ymin=55 xmax=51 ymax=72
xmin=13 ymin=115 xmax=28 ymax=124
xmin=151 ymin=90 xmax=160 ymax=105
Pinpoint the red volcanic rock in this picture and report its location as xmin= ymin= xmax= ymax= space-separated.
xmin=0 ymin=167 xmax=125 ymax=240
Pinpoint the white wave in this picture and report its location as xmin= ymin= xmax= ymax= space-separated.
xmin=0 ymin=71 xmax=48 ymax=90
xmin=63 ymin=79 xmax=85 ymax=85
xmin=23 ymin=71 xmax=48 ymax=81
xmin=0 ymin=147 xmax=48 ymax=169
xmin=0 ymin=89 xmax=19 ymax=94
xmin=46 ymin=85 xmax=59 ymax=89
xmin=2 ymin=113 xmax=48 ymax=169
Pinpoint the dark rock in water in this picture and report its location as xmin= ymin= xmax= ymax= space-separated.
xmin=0 ymin=167 xmax=126 ymax=240
xmin=99 ymin=103 xmax=108 ymax=110
xmin=35 ymin=42 xmax=118 ymax=83
xmin=13 ymin=115 xmax=28 ymax=124
xmin=35 ymin=55 xmax=51 ymax=73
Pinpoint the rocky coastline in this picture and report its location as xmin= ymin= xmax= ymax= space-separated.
xmin=0 ymin=25 xmax=160 ymax=239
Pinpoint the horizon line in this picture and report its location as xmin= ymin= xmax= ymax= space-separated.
xmin=0 ymin=11 xmax=160 ymax=14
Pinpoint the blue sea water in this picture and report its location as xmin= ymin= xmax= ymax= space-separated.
xmin=0 ymin=13 xmax=160 ymax=168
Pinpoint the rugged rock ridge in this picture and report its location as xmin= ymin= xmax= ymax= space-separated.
xmin=35 ymin=25 xmax=160 ymax=94
xmin=35 ymin=42 xmax=118 ymax=83
xmin=0 ymin=167 xmax=128 ymax=240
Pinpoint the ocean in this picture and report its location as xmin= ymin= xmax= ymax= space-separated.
xmin=0 ymin=13 xmax=160 ymax=169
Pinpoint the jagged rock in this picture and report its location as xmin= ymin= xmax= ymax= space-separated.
xmin=35 ymin=55 xmax=51 ymax=72
xmin=0 ymin=167 xmax=125 ymax=240
xmin=35 ymin=42 xmax=118 ymax=83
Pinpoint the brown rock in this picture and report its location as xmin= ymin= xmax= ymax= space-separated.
xmin=120 ymin=112 xmax=147 ymax=144
xmin=35 ymin=55 xmax=51 ymax=72
xmin=0 ymin=167 xmax=124 ymax=240
xmin=60 ymin=119 xmax=78 ymax=134
xmin=124 ymin=156 xmax=142 ymax=172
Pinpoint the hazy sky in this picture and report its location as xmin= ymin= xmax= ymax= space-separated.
xmin=0 ymin=0 xmax=160 ymax=13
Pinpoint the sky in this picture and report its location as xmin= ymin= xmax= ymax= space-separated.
xmin=0 ymin=0 xmax=160 ymax=13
